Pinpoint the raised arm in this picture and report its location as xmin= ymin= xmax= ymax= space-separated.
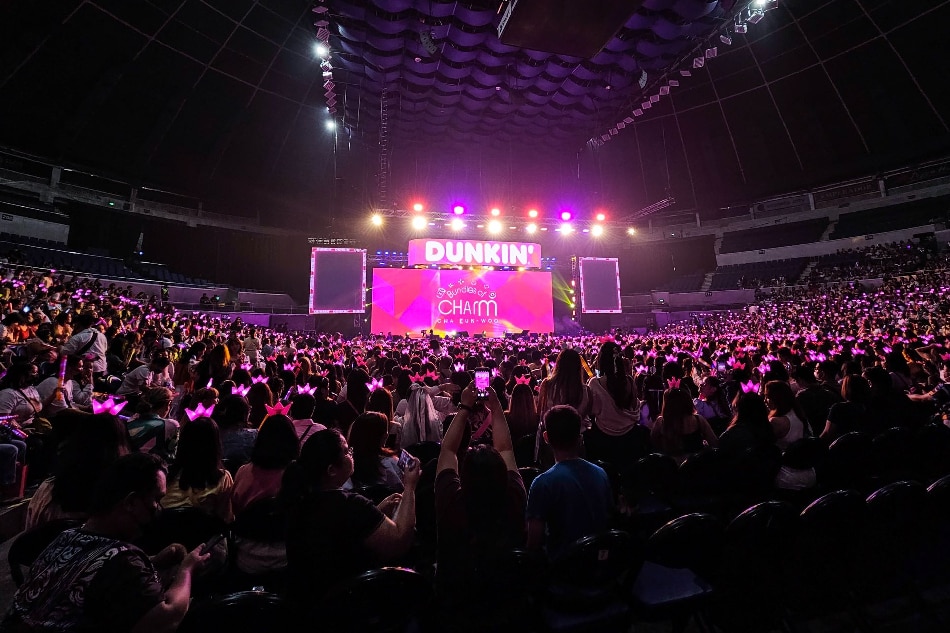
xmin=436 ymin=383 xmax=474 ymax=475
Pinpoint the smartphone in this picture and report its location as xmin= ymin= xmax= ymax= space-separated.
xmin=397 ymin=449 xmax=413 ymax=472
xmin=474 ymin=367 xmax=490 ymax=399
xmin=200 ymin=533 xmax=226 ymax=555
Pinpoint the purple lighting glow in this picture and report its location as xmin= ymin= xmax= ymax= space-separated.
xmin=453 ymin=205 xmax=465 ymax=215
xmin=560 ymin=211 xmax=572 ymax=221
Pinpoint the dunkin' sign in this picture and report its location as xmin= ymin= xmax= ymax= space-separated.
xmin=407 ymin=239 xmax=542 ymax=268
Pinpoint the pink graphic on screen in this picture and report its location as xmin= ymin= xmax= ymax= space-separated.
xmin=371 ymin=269 xmax=554 ymax=336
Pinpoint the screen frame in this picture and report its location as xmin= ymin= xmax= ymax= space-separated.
xmin=309 ymin=247 xmax=367 ymax=315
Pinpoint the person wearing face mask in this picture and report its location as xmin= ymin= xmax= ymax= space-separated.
xmin=3 ymin=453 xmax=211 ymax=633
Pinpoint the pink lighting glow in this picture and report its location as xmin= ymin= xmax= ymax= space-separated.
xmin=490 ymin=207 xmax=501 ymax=216
xmin=453 ymin=205 xmax=465 ymax=215
xmin=560 ymin=211 xmax=572 ymax=221
xmin=528 ymin=209 xmax=539 ymax=218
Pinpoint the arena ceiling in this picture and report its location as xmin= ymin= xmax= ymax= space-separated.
xmin=1 ymin=0 xmax=949 ymax=227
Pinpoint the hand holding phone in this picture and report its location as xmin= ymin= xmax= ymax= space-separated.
xmin=397 ymin=449 xmax=413 ymax=472
xmin=200 ymin=533 xmax=225 ymax=555
xmin=474 ymin=367 xmax=490 ymax=400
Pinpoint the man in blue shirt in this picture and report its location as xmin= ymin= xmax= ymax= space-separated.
xmin=526 ymin=405 xmax=613 ymax=559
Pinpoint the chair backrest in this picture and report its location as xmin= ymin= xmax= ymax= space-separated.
xmin=732 ymin=444 xmax=782 ymax=494
xmin=518 ymin=466 xmax=541 ymax=490
xmin=231 ymin=497 xmax=286 ymax=543
xmin=632 ymin=453 xmax=679 ymax=497
xmin=870 ymin=426 xmax=913 ymax=473
xmin=8 ymin=519 xmax=83 ymax=586
xmin=178 ymin=590 xmax=290 ymax=633
xmin=548 ymin=530 xmax=642 ymax=606
xmin=912 ymin=423 xmax=950 ymax=480
xmin=865 ymin=480 xmax=928 ymax=541
xmin=403 ymin=441 xmax=441 ymax=465
xmin=648 ymin=513 xmax=724 ymax=581
xmin=821 ymin=432 xmax=873 ymax=488
xmin=678 ymin=449 xmax=731 ymax=496
xmin=724 ymin=501 xmax=799 ymax=582
xmin=781 ymin=436 xmax=827 ymax=470
xmin=927 ymin=472 xmax=950 ymax=520
xmin=799 ymin=489 xmax=866 ymax=558
xmin=136 ymin=507 xmax=227 ymax=554
xmin=316 ymin=567 xmax=434 ymax=633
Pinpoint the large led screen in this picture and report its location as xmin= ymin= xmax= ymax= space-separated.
xmin=578 ymin=257 xmax=621 ymax=314
xmin=309 ymin=248 xmax=366 ymax=314
xmin=371 ymin=269 xmax=554 ymax=337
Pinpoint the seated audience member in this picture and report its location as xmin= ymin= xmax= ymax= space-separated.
xmin=365 ymin=386 xmax=400 ymax=448
xmin=214 ymin=394 xmax=257 ymax=465
xmin=435 ymin=384 xmax=526 ymax=605
xmin=651 ymin=387 xmax=719 ymax=463
xmin=36 ymin=354 xmax=95 ymax=416
xmin=693 ymin=376 xmax=732 ymax=436
xmin=719 ymin=392 xmax=774 ymax=455
xmin=127 ymin=387 xmax=180 ymax=461
xmin=3 ymin=453 xmax=210 ymax=633
xmin=527 ymin=405 xmax=613 ymax=559
xmin=161 ymin=417 xmax=233 ymax=523
xmin=504 ymin=382 xmax=539 ymax=441
xmin=231 ymin=414 xmax=299 ymax=516
xmin=793 ymin=364 xmax=841 ymax=437
xmin=345 ymin=412 xmax=403 ymax=493
xmin=281 ymin=429 xmax=419 ymax=605
xmin=289 ymin=393 xmax=326 ymax=444
xmin=821 ymin=374 xmax=877 ymax=441
xmin=246 ymin=382 xmax=274 ymax=428
xmin=765 ymin=380 xmax=809 ymax=449
xmin=27 ymin=413 xmax=131 ymax=529
xmin=116 ymin=355 xmax=172 ymax=398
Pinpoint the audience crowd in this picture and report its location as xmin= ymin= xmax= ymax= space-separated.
xmin=2 ymin=251 xmax=950 ymax=631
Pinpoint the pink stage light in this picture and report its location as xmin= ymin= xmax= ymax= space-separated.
xmin=453 ymin=205 xmax=465 ymax=215
xmin=560 ymin=211 xmax=572 ymax=221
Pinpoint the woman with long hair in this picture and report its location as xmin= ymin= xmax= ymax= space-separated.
xmin=336 ymin=368 xmax=370 ymax=437
xmin=162 ymin=417 xmax=233 ymax=523
xmin=821 ymin=374 xmax=876 ymax=441
xmin=345 ymin=412 xmax=403 ymax=493
xmin=586 ymin=341 xmax=643 ymax=464
xmin=765 ymin=380 xmax=809 ymax=449
xmin=505 ymin=383 xmax=539 ymax=441
xmin=231 ymin=414 xmax=299 ymax=515
xmin=280 ymin=429 xmax=419 ymax=604
xmin=651 ymin=387 xmax=718 ymax=463
xmin=719 ymin=392 xmax=774 ymax=455
xmin=193 ymin=344 xmax=232 ymax=390
xmin=246 ymin=382 xmax=274 ymax=428
xmin=536 ymin=348 xmax=591 ymax=463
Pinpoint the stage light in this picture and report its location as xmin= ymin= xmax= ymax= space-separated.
xmin=411 ymin=216 xmax=427 ymax=231
xmin=450 ymin=218 xmax=464 ymax=231
xmin=490 ymin=207 xmax=501 ymax=217
xmin=560 ymin=211 xmax=572 ymax=221
xmin=453 ymin=205 xmax=465 ymax=215
xmin=595 ymin=213 xmax=606 ymax=222
xmin=487 ymin=220 xmax=502 ymax=234
xmin=592 ymin=225 xmax=604 ymax=237
xmin=627 ymin=227 xmax=636 ymax=235
xmin=325 ymin=120 xmax=336 ymax=131
xmin=560 ymin=223 xmax=573 ymax=234
xmin=528 ymin=209 xmax=538 ymax=218
xmin=370 ymin=214 xmax=383 ymax=226
xmin=525 ymin=223 xmax=537 ymax=234
xmin=314 ymin=43 xmax=329 ymax=58
xmin=412 ymin=202 xmax=424 ymax=212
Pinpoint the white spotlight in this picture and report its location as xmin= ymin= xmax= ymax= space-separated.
xmin=325 ymin=120 xmax=336 ymax=131
xmin=591 ymin=225 xmax=604 ymax=237
xmin=411 ymin=216 xmax=427 ymax=231
xmin=487 ymin=220 xmax=502 ymax=234
xmin=450 ymin=218 xmax=464 ymax=231
xmin=314 ymin=43 xmax=329 ymax=58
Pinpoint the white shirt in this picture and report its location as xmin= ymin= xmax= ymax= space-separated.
xmin=61 ymin=328 xmax=108 ymax=373
xmin=36 ymin=376 xmax=93 ymax=414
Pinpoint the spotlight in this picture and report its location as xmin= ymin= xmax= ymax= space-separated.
xmin=627 ymin=227 xmax=636 ymax=236
xmin=490 ymin=207 xmax=501 ymax=217
xmin=487 ymin=220 xmax=502 ymax=234
xmin=560 ymin=211 xmax=572 ymax=221
xmin=314 ymin=43 xmax=329 ymax=57
xmin=591 ymin=225 xmax=604 ymax=237
xmin=560 ymin=222 xmax=573 ymax=234
xmin=528 ymin=209 xmax=538 ymax=218
xmin=325 ymin=120 xmax=336 ymax=131
xmin=450 ymin=218 xmax=464 ymax=231
xmin=595 ymin=212 xmax=606 ymax=222
xmin=371 ymin=214 xmax=383 ymax=226
xmin=526 ymin=223 xmax=537 ymax=234
xmin=453 ymin=205 xmax=465 ymax=215
xmin=412 ymin=202 xmax=424 ymax=212
xmin=411 ymin=216 xmax=427 ymax=231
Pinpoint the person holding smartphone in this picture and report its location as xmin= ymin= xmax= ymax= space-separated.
xmin=434 ymin=383 xmax=526 ymax=614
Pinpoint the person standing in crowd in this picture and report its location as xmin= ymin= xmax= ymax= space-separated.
xmin=60 ymin=312 xmax=107 ymax=377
